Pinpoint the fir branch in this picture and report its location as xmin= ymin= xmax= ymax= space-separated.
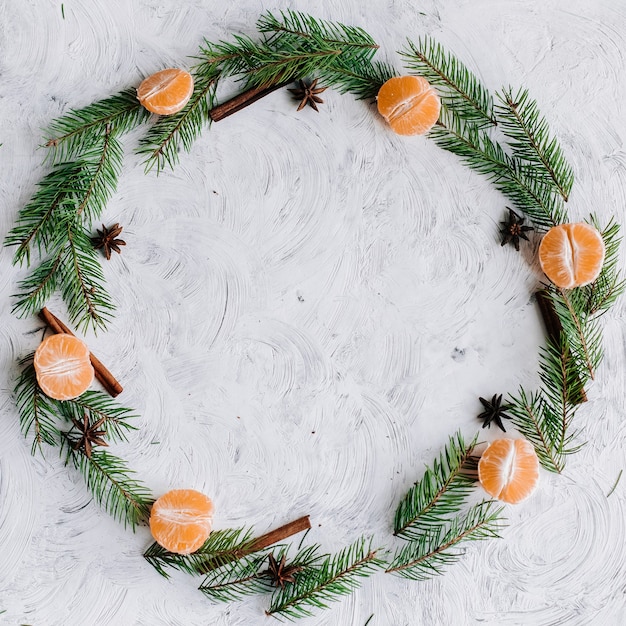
xmin=430 ymin=106 xmax=567 ymax=230
xmin=59 ymin=224 xmax=114 ymax=332
xmin=198 ymin=551 xmax=273 ymax=603
xmin=4 ymin=162 xmax=83 ymax=266
xmin=318 ymin=57 xmax=396 ymax=100
xmin=386 ymin=501 xmax=505 ymax=580
xmin=144 ymin=527 xmax=257 ymax=578
xmin=137 ymin=67 xmax=220 ymax=174
xmin=495 ymin=86 xmax=574 ymax=201
xmin=394 ymin=431 xmax=478 ymax=540
xmin=199 ymin=544 xmax=321 ymax=605
xmin=56 ymin=390 xmax=137 ymax=442
xmin=402 ymin=37 xmax=497 ymax=127
xmin=584 ymin=217 xmax=626 ymax=315
xmin=61 ymin=435 xmax=153 ymax=529
xmin=11 ymin=250 xmax=64 ymax=318
xmin=14 ymin=358 xmax=60 ymax=454
xmin=266 ymin=537 xmax=383 ymax=621
xmin=44 ymin=89 xmax=150 ymax=163
xmin=257 ymin=10 xmax=379 ymax=53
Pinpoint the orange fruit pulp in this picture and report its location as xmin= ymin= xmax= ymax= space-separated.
xmin=34 ymin=333 xmax=94 ymax=401
xmin=538 ymin=222 xmax=605 ymax=289
xmin=137 ymin=68 xmax=194 ymax=116
xmin=478 ymin=438 xmax=539 ymax=504
xmin=376 ymin=75 xmax=441 ymax=136
xmin=149 ymin=489 xmax=214 ymax=554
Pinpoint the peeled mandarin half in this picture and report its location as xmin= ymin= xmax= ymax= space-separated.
xmin=149 ymin=489 xmax=214 ymax=554
xmin=538 ymin=222 xmax=605 ymax=289
xmin=137 ymin=68 xmax=194 ymax=115
xmin=377 ymin=75 xmax=441 ymax=136
xmin=478 ymin=438 xmax=540 ymax=504
xmin=34 ymin=333 xmax=94 ymax=401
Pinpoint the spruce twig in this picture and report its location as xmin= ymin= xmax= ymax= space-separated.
xmin=495 ymin=86 xmax=574 ymax=201
xmin=394 ymin=431 xmax=478 ymax=539
xmin=266 ymin=537 xmax=384 ymax=620
xmin=386 ymin=501 xmax=505 ymax=580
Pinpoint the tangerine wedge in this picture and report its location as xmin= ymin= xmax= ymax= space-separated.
xmin=150 ymin=489 xmax=214 ymax=554
xmin=538 ymin=222 xmax=605 ymax=289
xmin=137 ymin=68 xmax=194 ymax=116
xmin=377 ymin=75 xmax=441 ymax=136
xmin=34 ymin=333 xmax=94 ymax=401
xmin=478 ymin=438 xmax=539 ymax=504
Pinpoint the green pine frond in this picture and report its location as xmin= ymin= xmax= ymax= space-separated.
xmin=199 ymin=544 xmax=321 ymax=605
xmin=59 ymin=224 xmax=114 ymax=332
xmin=257 ymin=10 xmax=378 ymax=52
xmin=584 ymin=217 xmax=625 ymax=315
xmin=62 ymin=437 xmax=154 ymax=529
xmin=56 ymin=390 xmax=137 ymax=442
xmin=4 ymin=162 xmax=83 ymax=266
xmin=394 ymin=431 xmax=478 ymax=540
xmin=431 ymin=105 xmax=567 ymax=230
xmin=266 ymin=537 xmax=383 ymax=621
xmin=11 ymin=250 xmax=64 ymax=318
xmin=137 ymin=68 xmax=220 ymax=174
xmin=44 ymin=89 xmax=150 ymax=163
xmin=402 ymin=37 xmax=497 ymax=127
xmin=495 ymin=86 xmax=574 ymax=201
xmin=144 ymin=526 xmax=256 ymax=578
xmin=198 ymin=552 xmax=272 ymax=603
xmin=319 ymin=57 xmax=396 ymax=100
xmin=386 ymin=501 xmax=505 ymax=580
xmin=14 ymin=358 xmax=60 ymax=454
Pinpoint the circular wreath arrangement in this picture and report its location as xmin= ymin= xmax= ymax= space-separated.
xmin=7 ymin=10 xmax=623 ymax=621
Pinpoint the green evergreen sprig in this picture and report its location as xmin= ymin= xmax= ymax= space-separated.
xmin=266 ymin=537 xmax=384 ymax=621
xmin=61 ymin=438 xmax=153 ymax=529
xmin=402 ymin=36 xmax=497 ymax=127
xmin=144 ymin=526 xmax=256 ymax=578
xmin=495 ymin=86 xmax=574 ymax=201
xmin=44 ymin=89 xmax=150 ymax=162
xmin=386 ymin=501 xmax=505 ymax=580
xmin=14 ymin=357 xmax=151 ymax=528
xmin=394 ymin=431 xmax=478 ymax=539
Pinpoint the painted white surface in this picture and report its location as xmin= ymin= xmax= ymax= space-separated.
xmin=1 ymin=0 xmax=626 ymax=624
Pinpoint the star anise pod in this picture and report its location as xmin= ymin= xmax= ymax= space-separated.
xmin=93 ymin=223 xmax=126 ymax=260
xmin=288 ymin=79 xmax=327 ymax=112
xmin=500 ymin=208 xmax=533 ymax=251
xmin=262 ymin=553 xmax=303 ymax=589
xmin=477 ymin=394 xmax=512 ymax=432
xmin=71 ymin=413 xmax=108 ymax=458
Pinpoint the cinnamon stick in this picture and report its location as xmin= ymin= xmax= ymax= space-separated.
xmin=38 ymin=307 xmax=123 ymax=398
xmin=243 ymin=515 xmax=311 ymax=554
xmin=535 ymin=290 xmax=587 ymax=404
xmin=209 ymin=81 xmax=290 ymax=122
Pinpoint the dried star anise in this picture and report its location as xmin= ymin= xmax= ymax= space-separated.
xmin=288 ymin=79 xmax=327 ymax=112
xmin=477 ymin=394 xmax=512 ymax=432
xmin=262 ymin=553 xmax=303 ymax=589
xmin=93 ymin=223 xmax=126 ymax=260
xmin=71 ymin=413 xmax=108 ymax=458
xmin=500 ymin=208 xmax=533 ymax=251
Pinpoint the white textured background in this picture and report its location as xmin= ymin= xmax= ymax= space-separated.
xmin=1 ymin=1 xmax=626 ymax=624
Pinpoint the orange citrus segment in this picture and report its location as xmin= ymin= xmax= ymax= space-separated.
xmin=137 ymin=68 xmax=194 ymax=116
xmin=478 ymin=438 xmax=539 ymax=504
xmin=539 ymin=222 xmax=605 ymax=289
xmin=377 ymin=76 xmax=441 ymax=136
xmin=150 ymin=489 xmax=214 ymax=554
xmin=34 ymin=334 xmax=94 ymax=401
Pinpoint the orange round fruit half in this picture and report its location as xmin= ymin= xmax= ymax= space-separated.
xmin=538 ymin=222 xmax=605 ymax=289
xmin=376 ymin=75 xmax=441 ymax=136
xmin=478 ymin=438 xmax=540 ymax=504
xmin=137 ymin=68 xmax=194 ymax=116
xmin=34 ymin=333 xmax=94 ymax=401
xmin=149 ymin=489 xmax=214 ymax=554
